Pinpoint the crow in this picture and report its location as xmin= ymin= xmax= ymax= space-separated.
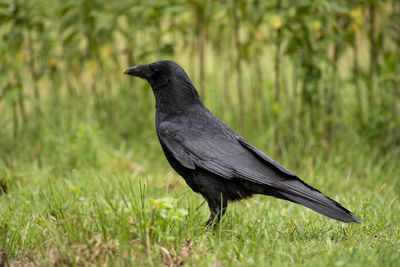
xmin=123 ymin=60 xmax=359 ymax=227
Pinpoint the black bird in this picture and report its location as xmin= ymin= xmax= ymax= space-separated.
xmin=123 ymin=60 xmax=359 ymax=226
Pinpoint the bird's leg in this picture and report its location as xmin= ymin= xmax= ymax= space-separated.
xmin=205 ymin=193 xmax=227 ymax=229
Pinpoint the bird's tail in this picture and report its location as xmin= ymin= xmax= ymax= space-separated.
xmin=275 ymin=179 xmax=359 ymax=223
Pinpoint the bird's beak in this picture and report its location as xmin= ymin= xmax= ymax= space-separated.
xmin=123 ymin=64 xmax=150 ymax=79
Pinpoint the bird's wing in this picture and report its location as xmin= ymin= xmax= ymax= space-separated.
xmin=161 ymin=136 xmax=196 ymax=169
xmin=236 ymin=137 xmax=295 ymax=176
xmin=158 ymin=121 xmax=291 ymax=186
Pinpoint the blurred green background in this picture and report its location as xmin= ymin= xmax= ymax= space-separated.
xmin=1 ymin=0 xmax=399 ymax=150
xmin=0 ymin=0 xmax=399 ymax=265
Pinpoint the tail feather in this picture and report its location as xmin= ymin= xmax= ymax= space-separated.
xmin=275 ymin=180 xmax=360 ymax=223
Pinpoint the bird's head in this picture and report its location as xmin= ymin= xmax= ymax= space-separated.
xmin=123 ymin=60 xmax=202 ymax=111
xmin=124 ymin=60 xmax=185 ymax=85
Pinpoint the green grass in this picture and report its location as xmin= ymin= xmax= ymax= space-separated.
xmin=1 ymin=115 xmax=399 ymax=266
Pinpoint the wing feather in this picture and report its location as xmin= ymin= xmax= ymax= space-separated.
xmin=237 ymin=137 xmax=295 ymax=177
xmin=158 ymin=121 xmax=288 ymax=186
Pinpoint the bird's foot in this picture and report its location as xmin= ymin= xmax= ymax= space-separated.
xmin=204 ymin=214 xmax=219 ymax=231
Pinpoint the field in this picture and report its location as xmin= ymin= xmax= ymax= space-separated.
xmin=1 ymin=0 xmax=400 ymax=266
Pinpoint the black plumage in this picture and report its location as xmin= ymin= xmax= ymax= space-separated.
xmin=124 ymin=60 xmax=359 ymax=226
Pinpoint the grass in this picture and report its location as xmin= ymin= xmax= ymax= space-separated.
xmin=0 ymin=113 xmax=399 ymax=266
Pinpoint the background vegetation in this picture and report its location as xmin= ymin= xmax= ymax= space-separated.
xmin=0 ymin=0 xmax=399 ymax=265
